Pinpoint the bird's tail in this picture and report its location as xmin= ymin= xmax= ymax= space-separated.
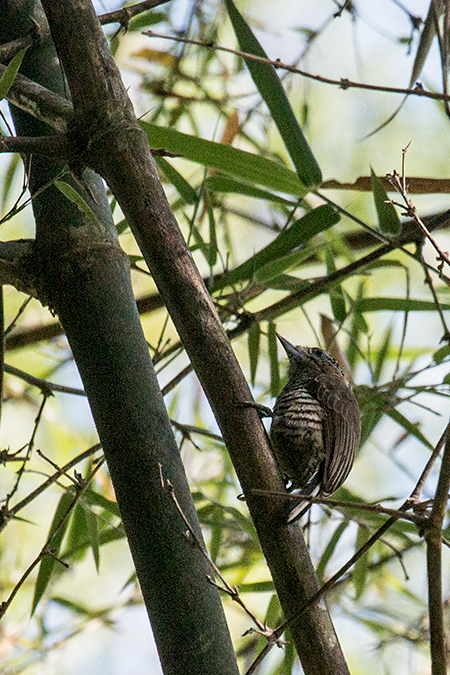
xmin=287 ymin=471 xmax=323 ymax=524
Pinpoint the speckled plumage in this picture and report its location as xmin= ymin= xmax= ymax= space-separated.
xmin=270 ymin=335 xmax=361 ymax=522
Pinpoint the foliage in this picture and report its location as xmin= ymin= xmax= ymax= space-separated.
xmin=1 ymin=1 xmax=450 ymax=674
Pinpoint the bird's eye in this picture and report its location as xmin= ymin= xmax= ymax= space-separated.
xmin=310 ymin=348 xmax=329 ymax=361
xmin=309 ymin=348 xmax=343 ymax=372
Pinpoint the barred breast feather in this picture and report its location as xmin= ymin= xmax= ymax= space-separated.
xmin=270 ymin=335 xmax=361 ymax=522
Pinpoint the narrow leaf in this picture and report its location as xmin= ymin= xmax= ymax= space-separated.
xmin=84 ymin=508 xmax=100 ymax=572
xmin=141 ymin=121 xmax=304 ymax=196
xmin=206 ymin=198 xmax=217 ymax=268
xmin=347 ymin=282 xmax=366 ymax=368
xmin=316 ymin=520 xmax=349 ymax=583
xmin=156 ymin=156 xmax=197 ymax=204
xmin=356 ymin=298 xmax=450 ymax=313
xmin=248 ymin=321 xmax=260 ymax=385
xmin=408 ymin=1 xmax=442 ymax=89
xmin=373 ymin=326 xmax=393 ymax=383
xmin=268 ymin=322 xmax=280 ymax=397
xmin=204 ymin=174 xmax=297 ymax=206
xmin=214 ymin=204 xmax=340 ymax=291
xmin=224 ymin=0 xmax=322 ymax=188
xmin=370 ymin=168 xmax=401 ymax=235
xmin=325 ymin=245 xmax=346 ymax=323
xmin=255 ymin=245 xmax=319 ymax=282
xmin=387 ymin=408 xmax=434 ymax=450
xmin=66 ymin=502 xmax=89 ymax=563
xmin=31 ymin=492 xmax=74 ymax=615
xmin=1 ymin=153 xmax=20 ymax=209
xmin=434 ymin=344 xmax=450 ymax=364
xmin=0 ymin=48 xmax=28 ymax=101
xmin=353 ymin=525 xmax=369 ymax=599
xmin=55 ymin=181 xmax=99 ymax=227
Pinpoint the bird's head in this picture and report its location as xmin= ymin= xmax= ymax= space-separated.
xmin=276 ymin=333 xmax=346 ymax=380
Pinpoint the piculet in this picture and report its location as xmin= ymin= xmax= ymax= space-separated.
xmin=270 ymin=334 xmax=361 ymax=523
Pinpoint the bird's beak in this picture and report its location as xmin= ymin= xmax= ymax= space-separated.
xmin=276 ymin=333 xmax=305 ymax=359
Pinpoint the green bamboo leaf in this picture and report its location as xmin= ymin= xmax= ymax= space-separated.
xmin=84 ymin=508 xmax=100 ymax=572
xmin=347 ymin=283 xmax=367 ymax=368
xmin=214 ymin=204 xmax=339 ymax=290
xmin=62 ymin=525 xmax=126 ymax=560
xmin=255 ymin=245 xmax=319 ymax=282
xmin=116 ymin=218 xmax=129 ymax=235
xmin=0 ymin=48 xmax=28 ymax=101
xmin=356 ymin=298 xmax=450 ymax=313
xmin=433 ymin=344 xmax=450 ymax=364
xmin=206 ymin=199 xmax=217 ymax=268
xmin=268 ymin=321 xmax=280 ymax=397
xmin=156 ymin=156 xmax=197 ymax=204
xmin=387 ymin=408 xmax=434 ymax=450
xmin=51 ymin=596 xmax=100 ymax=616
xmin=335 ymin=488 xmax=418 ymax=539
xmin=191 ymin=224 xmax=209 ymax=261
xmin=248 ymin=321 xmax=260 ymax=385
xmin=55 ymin=181 xmax=99 ymax=227
xmin=129 ymin=11 xmax=167 ymax=31
xmin=238 ymin=581 xmax=274 ymax=593
xmin=373 ymin=326 xmax=393 ymax=383
xmin=141 ymin=121 xmax=304 ymax=195
xmin=325 ymin=245 xmax=346 ymax=323
xmin=1 ymin=153 xmax=20 ymax=209
xmin=370 ymin=168 xmax=401 ymax=235
xmin=316 ymin=520 xmax=349 ymax=583
xmin=264 ymin=275 xmax=311 ymax=292
xmin=353 ymin=525 xmax=369 ymax=600
xmin=408 ymin=1 xmax=442 ymax=89
xmin=224 ymin=0 xmax=322 ymax=188
xmin=203 ymin=174 xmax=297 ymax=205
xmin=31 ymin=492 xmax=74 ymax=615
xmin=264 ymin=592 xmax=282 ymax=633
xmin=66 ymin=502 xmax=89 ymax=563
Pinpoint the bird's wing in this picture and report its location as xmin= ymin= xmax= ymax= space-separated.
xmin=314 ymin=373 xmax=361 ymax=494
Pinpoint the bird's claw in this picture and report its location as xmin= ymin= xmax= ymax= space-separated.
xmin=236 ymin=401 xmax=275 ymax=419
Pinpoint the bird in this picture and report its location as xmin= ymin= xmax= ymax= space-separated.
xmin=270 ymin=333 xmax=361 ymax=523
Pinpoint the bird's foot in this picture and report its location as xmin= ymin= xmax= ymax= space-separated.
xmin=236 ymin=401 xmax=275 ymax=419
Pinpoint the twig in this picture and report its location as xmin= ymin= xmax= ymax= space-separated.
xmin=387 ymin=158 xmax=450 ymax=273
xmin=248 ymin=489 xmax=429 ymax=525
xmin=4 ymin=364 xmax=86 ymax=397
xmin=426 ymin=422 xmax=450 ymax=675
xmin=1 ymin=444 xmax=102 ymax=531
xmin=164 ymin=473 xmax=279 ymax=643
xmin=143 ymin=29 xmax=450 ymax=104
xmin=410 ymin=424 xmax=449 ymax=501
xmin=5 ymin=394 xmax=49 ymax=507
xmin=99 ymin=0 xmax=171 ymax=27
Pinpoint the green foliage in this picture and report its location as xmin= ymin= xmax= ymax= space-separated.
xmin=2 ymin=2 xmax=450 ymax=674
xmin=0 ymin=48 xmax=28 ymax=102
xmin=370 ymin=168 xmax=401 ymax=235
xmin=55 ymin=180 xmax=100 ymax=226
xmin=224 ymin=0 xmax=322 ymax=188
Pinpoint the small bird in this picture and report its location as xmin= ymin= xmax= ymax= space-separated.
xmin=270 ymin=334 xmax=361 ymax=522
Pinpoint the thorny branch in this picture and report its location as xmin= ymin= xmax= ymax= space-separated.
xmin=143 ymin=29 xmax=450 ymax=104
xmin=387 ymin=147 xmax=450 ymax=273
xmin=163 ymin=468 xmax=281 ymax=644
xmin=426 ymin=424 xmax=450 ymax=675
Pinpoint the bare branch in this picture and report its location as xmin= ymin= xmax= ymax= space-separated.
xmin=426 ymin=424 xmax=450 ymax=675
xmin=144 ymin=29 xmax=450 ymax=103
